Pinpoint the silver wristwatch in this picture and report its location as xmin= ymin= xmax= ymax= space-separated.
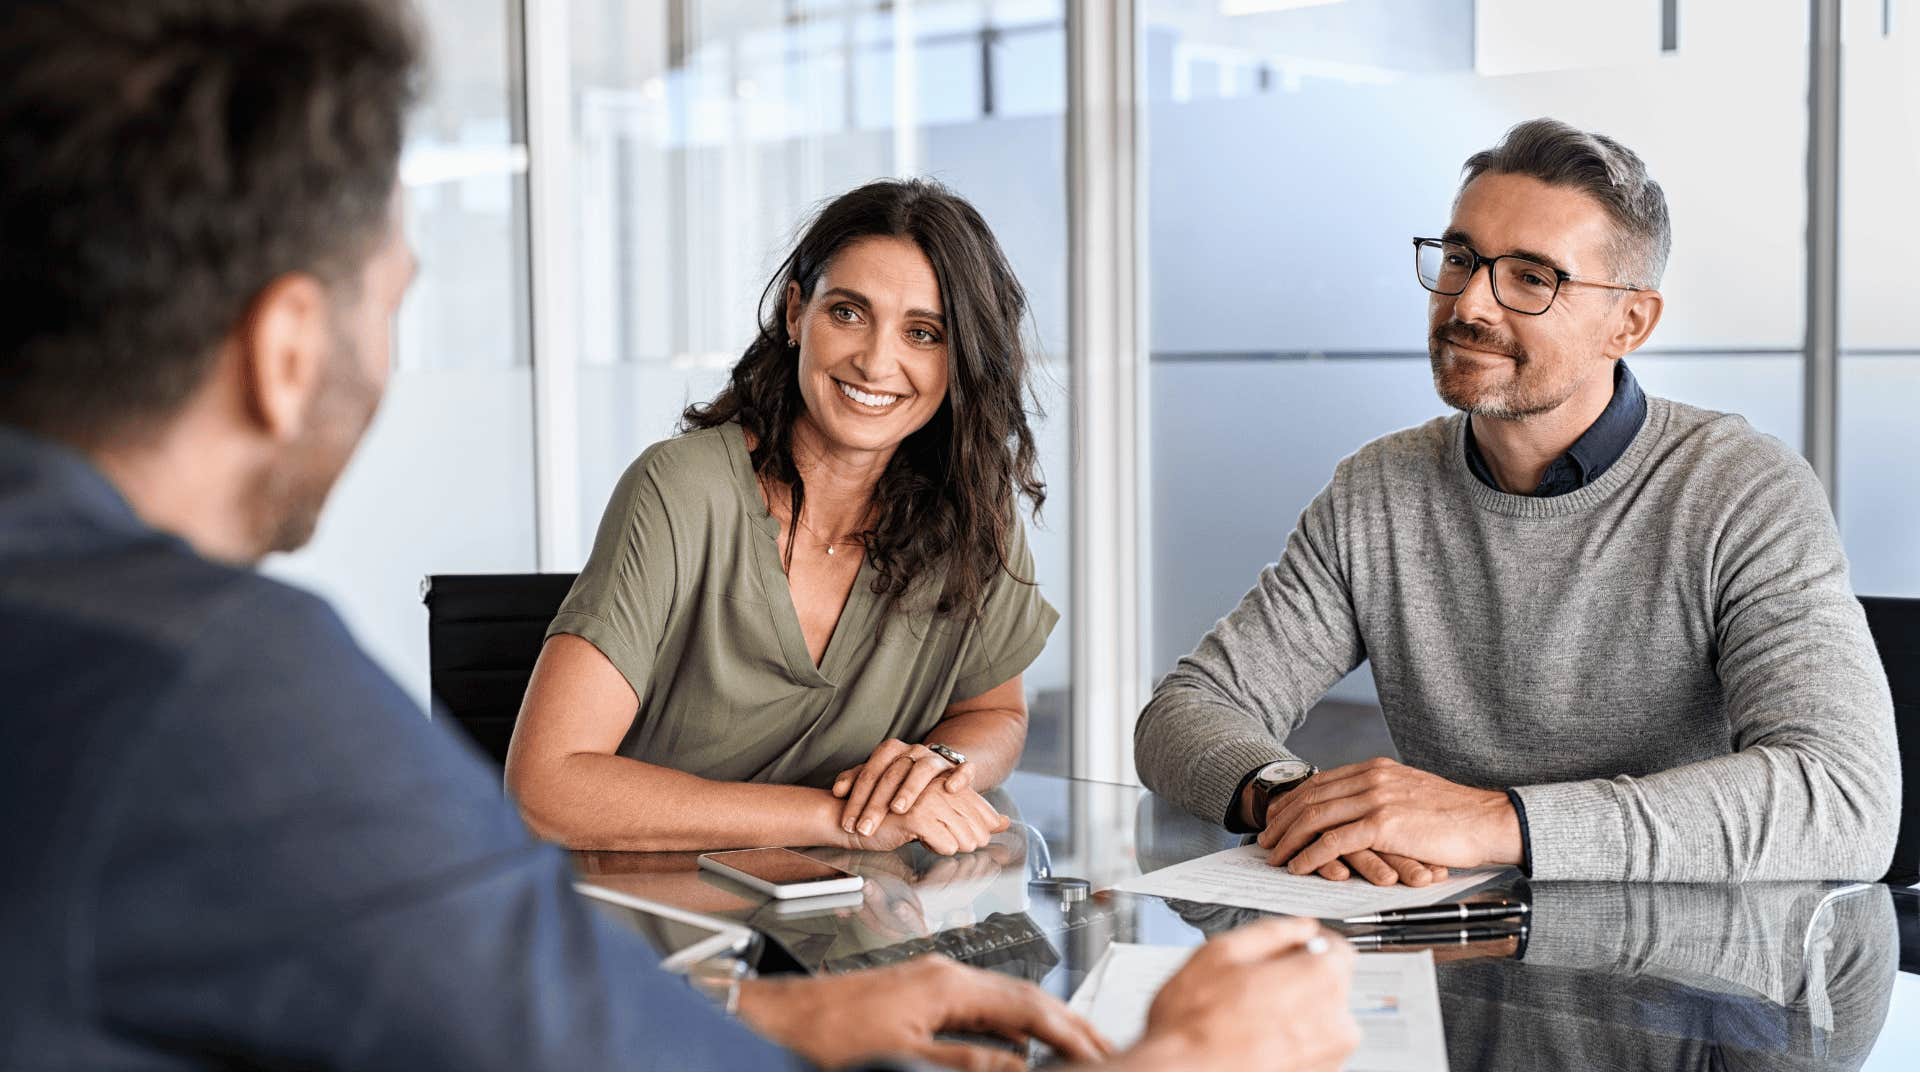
xmin=1249 ymin=758 xmax=1317 ymax=803
xmin=925 ymin=743 xmax=967 ymax=767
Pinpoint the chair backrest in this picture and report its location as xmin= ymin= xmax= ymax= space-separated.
xmin=1860 ymin=595 xmax=1919 ymax=886
xmin=1897 ymin=889 xmax=1920 ymax=976
xmin=422 ymin=573 xmax=577 ymax=769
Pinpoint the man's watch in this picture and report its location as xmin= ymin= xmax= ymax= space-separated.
xmin=1249 ymin=759 xmax=1318 ymax=804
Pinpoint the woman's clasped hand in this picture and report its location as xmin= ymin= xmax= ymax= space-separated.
xmin=832 ymin=739 xmax=1009 ymax=856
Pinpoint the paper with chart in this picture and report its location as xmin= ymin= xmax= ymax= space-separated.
xmin=1068 ymin=943 xmax=1449 ymax=1071
xmin=1114 ymin=843 xmax=1505 ymax=918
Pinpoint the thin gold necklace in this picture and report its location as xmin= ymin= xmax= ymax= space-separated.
xmin=794 ymin=514 xmax=863 ymax=556
xmin=760 ymin=477 xmax=867 ymax=556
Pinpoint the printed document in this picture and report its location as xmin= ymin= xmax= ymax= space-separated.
xmin=1114 ymin=843 xmax=1505 ymax=918
xmin=1068 ymin=943 xmax=1449 ymax=1071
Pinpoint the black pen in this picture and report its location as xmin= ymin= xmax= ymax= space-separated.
xmin=1348 ymin=924 xmax=1526 ymax=951
xmin=1342 ymin=900 xmax=1529 ymax=925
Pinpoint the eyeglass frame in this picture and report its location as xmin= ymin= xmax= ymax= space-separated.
xmin=1411 ymin=236 xmax=1643 ymax=316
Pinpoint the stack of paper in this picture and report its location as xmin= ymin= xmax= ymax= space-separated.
xmin=1067 ymin=943 xmax=1450 ymax=1071
xmin=1114 ymin=843 xmax=1504 ymax=918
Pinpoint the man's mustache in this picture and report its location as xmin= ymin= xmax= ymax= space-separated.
xmin=1431 ymin=321 xmax=1523 ymax=361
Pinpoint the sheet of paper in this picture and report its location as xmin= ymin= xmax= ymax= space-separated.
xmin=1075 ymin=944 xmax=1188 ymax=1049
xmin=1068 ymin=943 xmax=1449 ymax=1071
xmin=1346 ymin=949 xmax=1448 ymax=1071
xmin=1114 ymin=843 xmax=1505 ymax=918
xmin=1064 ymin=950 xmax=1112 ymax=1016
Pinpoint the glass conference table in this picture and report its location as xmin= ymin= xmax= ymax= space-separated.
xmin=572 ymin=771 xmax=1913 ymax=1071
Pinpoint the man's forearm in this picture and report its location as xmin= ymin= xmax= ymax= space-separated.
xmin=1514 ymin=740 xmax=1898 ymax=882
xmin=1132 ymin=510 xmax=1363 ymax=823
xmin=1135 ymin=677 xmax=1293 ymax=827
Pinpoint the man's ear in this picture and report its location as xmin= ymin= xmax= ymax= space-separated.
xmin=236 ymin=273 xmax=331 ymax=440
xmin=1607 ymin=288 xmax=1664 ymax=359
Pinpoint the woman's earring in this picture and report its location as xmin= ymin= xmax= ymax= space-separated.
xmin=787 ymin=337 xmax=797 ymax=348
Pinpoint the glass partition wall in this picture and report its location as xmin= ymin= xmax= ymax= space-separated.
xmin=1839 ymin=0 xmax=1920 ymax=597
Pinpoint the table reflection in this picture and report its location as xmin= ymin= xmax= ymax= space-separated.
xmin=1437 ymin=882 xmax=1896 ymax=1070
xmin=570 ymin=771 xmax=1903 ymax=1071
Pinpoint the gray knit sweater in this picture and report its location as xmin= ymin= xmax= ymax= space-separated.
xmin=1134 ymin=396 xmax=1900 ymax=881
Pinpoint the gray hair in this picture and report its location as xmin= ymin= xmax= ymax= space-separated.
xmin=1460 ymin=118 xmax=1671 ymax=289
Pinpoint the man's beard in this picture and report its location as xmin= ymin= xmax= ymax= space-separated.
xmin=250 ymin=333 xmax=381 ymax=556
xmin=1427 ymin=319 xmax=1569 ymax=420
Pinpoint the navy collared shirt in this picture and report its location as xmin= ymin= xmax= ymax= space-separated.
xmin=0 ymin=426 xmax=799 ymax=1070
xmin=1463 ymin=361 xmax=1648 ymax=496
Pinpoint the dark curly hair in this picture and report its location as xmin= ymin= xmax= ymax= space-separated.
xmin=0 ymin=0 xmax=421 ymax=446
xmin=683 ymin=178 xmax=1046 ymax=620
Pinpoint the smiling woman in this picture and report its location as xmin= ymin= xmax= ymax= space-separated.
xmin=503 ymin=180 xmax=1056 ymax=856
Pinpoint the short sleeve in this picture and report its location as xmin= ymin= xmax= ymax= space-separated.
xmin=547 ymin=455 xmax=680 ymax=700
xmin=949 ymin=514 xmax=1060 ymax=702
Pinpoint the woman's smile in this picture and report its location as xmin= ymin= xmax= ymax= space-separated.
xmin=832 ymin=376 xmax=909 ymax=413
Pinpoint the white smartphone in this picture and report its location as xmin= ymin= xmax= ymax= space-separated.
xmin=769 ymin=890 xmax=868 ymax=916
xmin=697 ymin=847 xmax=866 ymax=899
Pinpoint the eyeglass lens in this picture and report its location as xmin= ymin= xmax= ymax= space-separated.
xmin=1415 ymin=240 xmax=1558 ymax=315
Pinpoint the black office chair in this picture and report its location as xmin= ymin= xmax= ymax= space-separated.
xmin=421 ymin=573 xmax=577 ymax=769
xmin=1860 ymin=595 xmax=1919 ymax=886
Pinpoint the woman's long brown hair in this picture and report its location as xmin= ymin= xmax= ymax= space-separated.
xmin=683 ymin=178 xmax=1045 ymax=620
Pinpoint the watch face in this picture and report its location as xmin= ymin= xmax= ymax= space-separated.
xmin=1260 ymin=760 xmax=1314 ymax=785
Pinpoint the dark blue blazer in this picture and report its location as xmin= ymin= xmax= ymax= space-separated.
xmin=0 ymin=426 xmax=799 ymax=1069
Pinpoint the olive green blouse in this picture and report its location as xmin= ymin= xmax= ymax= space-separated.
xmin=547 ymin=422 xmax=1059 ymax=789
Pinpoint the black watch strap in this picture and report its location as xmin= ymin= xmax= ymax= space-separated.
xmin=1225 ymin=764 xmax=1269 ymax=833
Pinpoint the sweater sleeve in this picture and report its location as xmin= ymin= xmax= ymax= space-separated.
xmin=1514 ymin=445 xmax=1900 ymax=882
xmin=1134 ymin=470 xmax=1367 ymax=826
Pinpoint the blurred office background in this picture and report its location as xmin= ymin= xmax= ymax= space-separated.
xmin=267 ymin=0 xmax=1918 ymax=784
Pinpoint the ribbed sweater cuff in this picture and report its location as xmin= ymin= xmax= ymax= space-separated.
xmin=1188 ymin=737 xmax=1293 ymax=830
xmin=1509 ymin=779 xmax=1630 ymax=881
xmin=1504 ymin=789 xmax=1533 ymax=877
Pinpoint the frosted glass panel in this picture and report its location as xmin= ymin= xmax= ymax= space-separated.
xmin=1840 ymin=355 xmax=1920 ymax=598
xmin=1839 ymin=0 xmax=1920 ymax=597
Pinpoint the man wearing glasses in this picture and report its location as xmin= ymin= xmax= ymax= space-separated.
xmin=1135 ymin=118 xmax=1898 ymax=885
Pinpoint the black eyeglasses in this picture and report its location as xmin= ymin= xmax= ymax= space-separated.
xmin=1412 ymin=237 xmax=1641 ymax=316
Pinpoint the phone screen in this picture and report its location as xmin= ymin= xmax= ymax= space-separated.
xmin=706 ymin=847 xmax=856 ymax=886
